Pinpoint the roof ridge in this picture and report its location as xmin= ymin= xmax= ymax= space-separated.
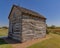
xmin=8 ymin=5 xmax=46 ymax=19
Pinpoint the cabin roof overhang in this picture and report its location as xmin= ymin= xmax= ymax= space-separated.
xmin=8 ymin=5 xmax=46 ymax=20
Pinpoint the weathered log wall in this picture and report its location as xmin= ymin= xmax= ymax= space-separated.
xmin=22 ymin=15 xmax=46 ymax=42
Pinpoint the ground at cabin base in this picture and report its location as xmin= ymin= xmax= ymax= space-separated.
xmin=4 ymin=35 xmax=51 ymax=48
xmin=1 ymin=30 xmax=60 ymax=48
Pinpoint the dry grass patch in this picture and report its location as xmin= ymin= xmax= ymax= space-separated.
xmin=0 ymin=29 xmax=8 ymax=36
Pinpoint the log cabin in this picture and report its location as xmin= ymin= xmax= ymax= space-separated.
xmin=8 ymin=5 xmax=46 ymax=42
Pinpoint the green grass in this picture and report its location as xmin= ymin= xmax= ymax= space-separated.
xmin=27 ymin=34 xmax=60 ymax=48
xmin=0 ymin=38 xmax=12 ymax=48
xmin=0 ymin=29 xmax=8 ymax=36
xmin=0 ymin=29 xmax=12 ymax=48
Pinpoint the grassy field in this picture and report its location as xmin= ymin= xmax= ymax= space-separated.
xmin=1 ymin=29 xmax=60 ymax=48
xmin=48 ymin=29 xmax=60 ymax=35
xmin=0 ymin=29 xmax=8 ymax=36
xmin=0 ymin=29 xmax=12 ymax=48
xmin=27 ymin=34 xmax=60 ymax=48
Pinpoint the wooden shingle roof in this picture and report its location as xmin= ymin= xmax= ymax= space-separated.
xmin=8 ymin=5 xmax=46 ymax=19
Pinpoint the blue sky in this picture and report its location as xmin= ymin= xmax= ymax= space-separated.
xmin=0 ymin=0 xmax=60 ymax=26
